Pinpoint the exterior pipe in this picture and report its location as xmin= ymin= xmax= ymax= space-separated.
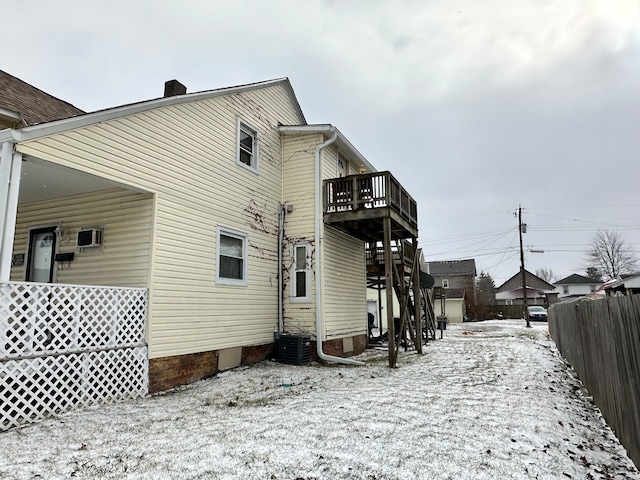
xmin=314 ymin=130 xmax=365 ymax=366
xmin=277 ymin=204 xmax=285 ymax=334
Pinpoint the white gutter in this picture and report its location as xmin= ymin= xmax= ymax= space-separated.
xmin=314 ymin=130 xmax=364 ymax=366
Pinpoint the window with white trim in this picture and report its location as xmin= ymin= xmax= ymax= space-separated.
xmin=237 ymin=118 xmax=259 ymax=172
xmin=291 ymin=243 xmax=311 ymax=301
xmin=442 ymin=279 xmax=449 ymax=288
xmin=216 ymin=227 xmax=248 ymax=285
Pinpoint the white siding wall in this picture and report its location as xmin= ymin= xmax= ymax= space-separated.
xmin=16 ymin=84 xmax=304 ymax=358
xmin=10 ymin=189 xmax=153 ymax=287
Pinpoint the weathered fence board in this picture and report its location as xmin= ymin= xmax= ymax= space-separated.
xmin=549 ymin=296 xmax=640 ymax=468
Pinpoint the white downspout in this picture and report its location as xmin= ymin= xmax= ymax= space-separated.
xmin=315 ymin=131 xmax=364 ymax=366
xmin=277 ymin=204 xmax=285 ymax=334
xmin=0 ymin=141 xmax=21 ymax=282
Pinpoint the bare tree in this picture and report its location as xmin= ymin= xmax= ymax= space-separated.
xmin=535 ymin=268 xmax=555 ymax=284
xmin=585 ymin=230 xmax=638 ymax=280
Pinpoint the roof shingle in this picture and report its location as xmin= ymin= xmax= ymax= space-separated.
xmin=0 ymin=70 xmax=84 ymax=126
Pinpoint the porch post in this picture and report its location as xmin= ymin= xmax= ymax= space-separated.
xmin=383 ymin=216 xmax=396 ymax=367
xmin=0 ymin=141 xmax=21 ymax=281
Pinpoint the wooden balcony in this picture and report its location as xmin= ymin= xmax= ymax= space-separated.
xmin=323 ymin=171 xmax=418 ymax=242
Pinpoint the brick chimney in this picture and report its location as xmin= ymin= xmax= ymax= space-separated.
xmin=164 ymin=80 xmax=187 ymax=97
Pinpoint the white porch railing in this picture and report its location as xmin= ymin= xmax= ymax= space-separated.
xmin=1 ymin=281 xmax=148 ymax=430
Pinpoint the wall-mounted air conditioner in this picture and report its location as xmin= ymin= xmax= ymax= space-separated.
xmin=77 ymin=228 xmax=103 ymax=248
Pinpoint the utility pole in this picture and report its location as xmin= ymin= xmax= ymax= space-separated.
xmin=518 ymin=206 xmax=530 ymax=328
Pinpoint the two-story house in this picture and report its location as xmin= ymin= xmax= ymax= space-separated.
xmin=495 ymin=269 xmax=558 ymax=306
xmin=554 ymin=274 xmax=602 ymax=300
xmin=425 ymin=259 xmax=476 ymax=323
xmin=0 ymin=73 xmax=419 ymax=430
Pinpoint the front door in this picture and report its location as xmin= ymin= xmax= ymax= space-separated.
xmin=26 ymin=227 xmax=57 ymax=283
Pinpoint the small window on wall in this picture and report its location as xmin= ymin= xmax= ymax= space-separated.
xmin=216 ymin=227 xmax=247 ymax=285
xmin=291 ymin=243 xmax=311 ymax=302
xmin=442 ymin=279 xmax=449 ymax=288
xmin=237 ymin=118 xmax=259 ymax=172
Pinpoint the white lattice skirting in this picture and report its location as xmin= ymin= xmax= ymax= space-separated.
xmin=1 ymin=347 xmax=148 ymax=430
xmin=1 ymin=281 xmax=148 ymax=430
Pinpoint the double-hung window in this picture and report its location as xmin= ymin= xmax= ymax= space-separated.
xmin=237 ymin=118 xmax=259 ymax=172
xmin=442 ymin=279 xmax=449 ymax=289
xmin=216 ymin=227 xmax=248 ymax=285
xmin=291 ymin=243 xmax=311 ymax=302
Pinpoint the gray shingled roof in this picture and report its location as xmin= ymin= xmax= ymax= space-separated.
xmin=0 ymin=70 xmax=85 ymax=126
xmin=555 ymin=274 xmax=601 ymax=285
xmin=427 ymin=259 xmax=476 ymax=276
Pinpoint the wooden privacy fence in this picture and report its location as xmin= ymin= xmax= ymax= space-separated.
xmin=548 ymin=296 xmax=640 ymax=468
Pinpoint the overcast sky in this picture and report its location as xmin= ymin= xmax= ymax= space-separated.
xmin=5 ymin=0 xmax=640 ymax=285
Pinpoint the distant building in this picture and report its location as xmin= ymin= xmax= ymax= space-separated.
xmin=495 ymin=269 xmax=558 ymax=306
xmin=554 ymin=274 xmax=602 ymax=300
xmin=426 ymin=259 xmax=476 ymax=323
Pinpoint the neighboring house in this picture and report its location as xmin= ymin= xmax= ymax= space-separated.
xmin=425 ymin=259 xmax=475 ymax=323
xmin=554 ymin=274 xmax=602 ymax=300
xmin=427 ymin=259 xmax=476 ymax=290
xmin=0 ymin=74 xmax=419 ymax=429
xmin=495 ymin=269 xmax=558 ymax=306
xmin=604 ymin=274 xmax=640 ymax=297
xmin=0 ymin=69 xmax=84 ymax=128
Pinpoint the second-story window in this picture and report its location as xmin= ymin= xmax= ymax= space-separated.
xmin=442 ymin=279 xmax=449 ymax=288
xmin=237 ymin=119 xmax=259 ymax=172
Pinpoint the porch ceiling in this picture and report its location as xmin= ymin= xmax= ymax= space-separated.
xmin=19 ymin=156 xmax=146 ymax=203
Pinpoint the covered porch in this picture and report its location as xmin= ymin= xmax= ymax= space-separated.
xmin=0 ymin=142 xmax=152 ymax=430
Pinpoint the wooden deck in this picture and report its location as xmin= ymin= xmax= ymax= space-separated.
xmin=323 ymin=171 xmax=418 ymax=242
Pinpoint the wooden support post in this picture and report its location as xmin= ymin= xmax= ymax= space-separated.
xmin=383 ymin=216 xmax=396 ymax=367
xmin=413 ymin=242 xmax=422 ymax=354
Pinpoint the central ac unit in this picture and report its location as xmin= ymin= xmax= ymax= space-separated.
xmin=77 ymin=228 xmax=103 ymax=248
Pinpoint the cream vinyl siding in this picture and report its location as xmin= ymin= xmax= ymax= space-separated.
xmin=10 ymin=189 xmax=152 ymax=287
xmin=16 ymin=84 xmax=304 ymax=359
xmin=320 ymin=145 xmax=367 ymax=340
xmin=281 ymin=140 xmax=368 ymax=340
xmin=281 ymin=134 xmax=321 ymax=335
xmin=322 ymin=226 xmax=367 ymax=339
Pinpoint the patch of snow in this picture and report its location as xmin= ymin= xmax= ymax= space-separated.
xmin=0 ymin=320 xmax=638 ymax=479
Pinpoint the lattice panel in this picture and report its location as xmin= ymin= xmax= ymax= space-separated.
xmin=1 ymin=347 xmax=148 ymax=431
xmin=1 ymin=282 xmax=147 ymax=358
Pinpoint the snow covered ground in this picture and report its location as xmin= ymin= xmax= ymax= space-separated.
xmin=1 ymin=320 xmax=638 ymax=480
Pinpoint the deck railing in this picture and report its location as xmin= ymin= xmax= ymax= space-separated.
xmin=323 ymin=171 xmax=418 ymax=229
xmin=1 ymin=281 xmax=148 ymax=430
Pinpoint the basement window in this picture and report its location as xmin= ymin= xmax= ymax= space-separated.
xmin=237 ymin=118 xmax=259 ymax=172
xmin=291 ymin=243 xmax=311 ymax=302
xmin=216 ymin=227 xmax=248 ymax=285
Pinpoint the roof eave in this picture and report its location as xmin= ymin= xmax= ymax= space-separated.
xmin=9 ymin=77 xmax=301 ymax=143
xmin=279 ymin=124 xmax=376 ymax=173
